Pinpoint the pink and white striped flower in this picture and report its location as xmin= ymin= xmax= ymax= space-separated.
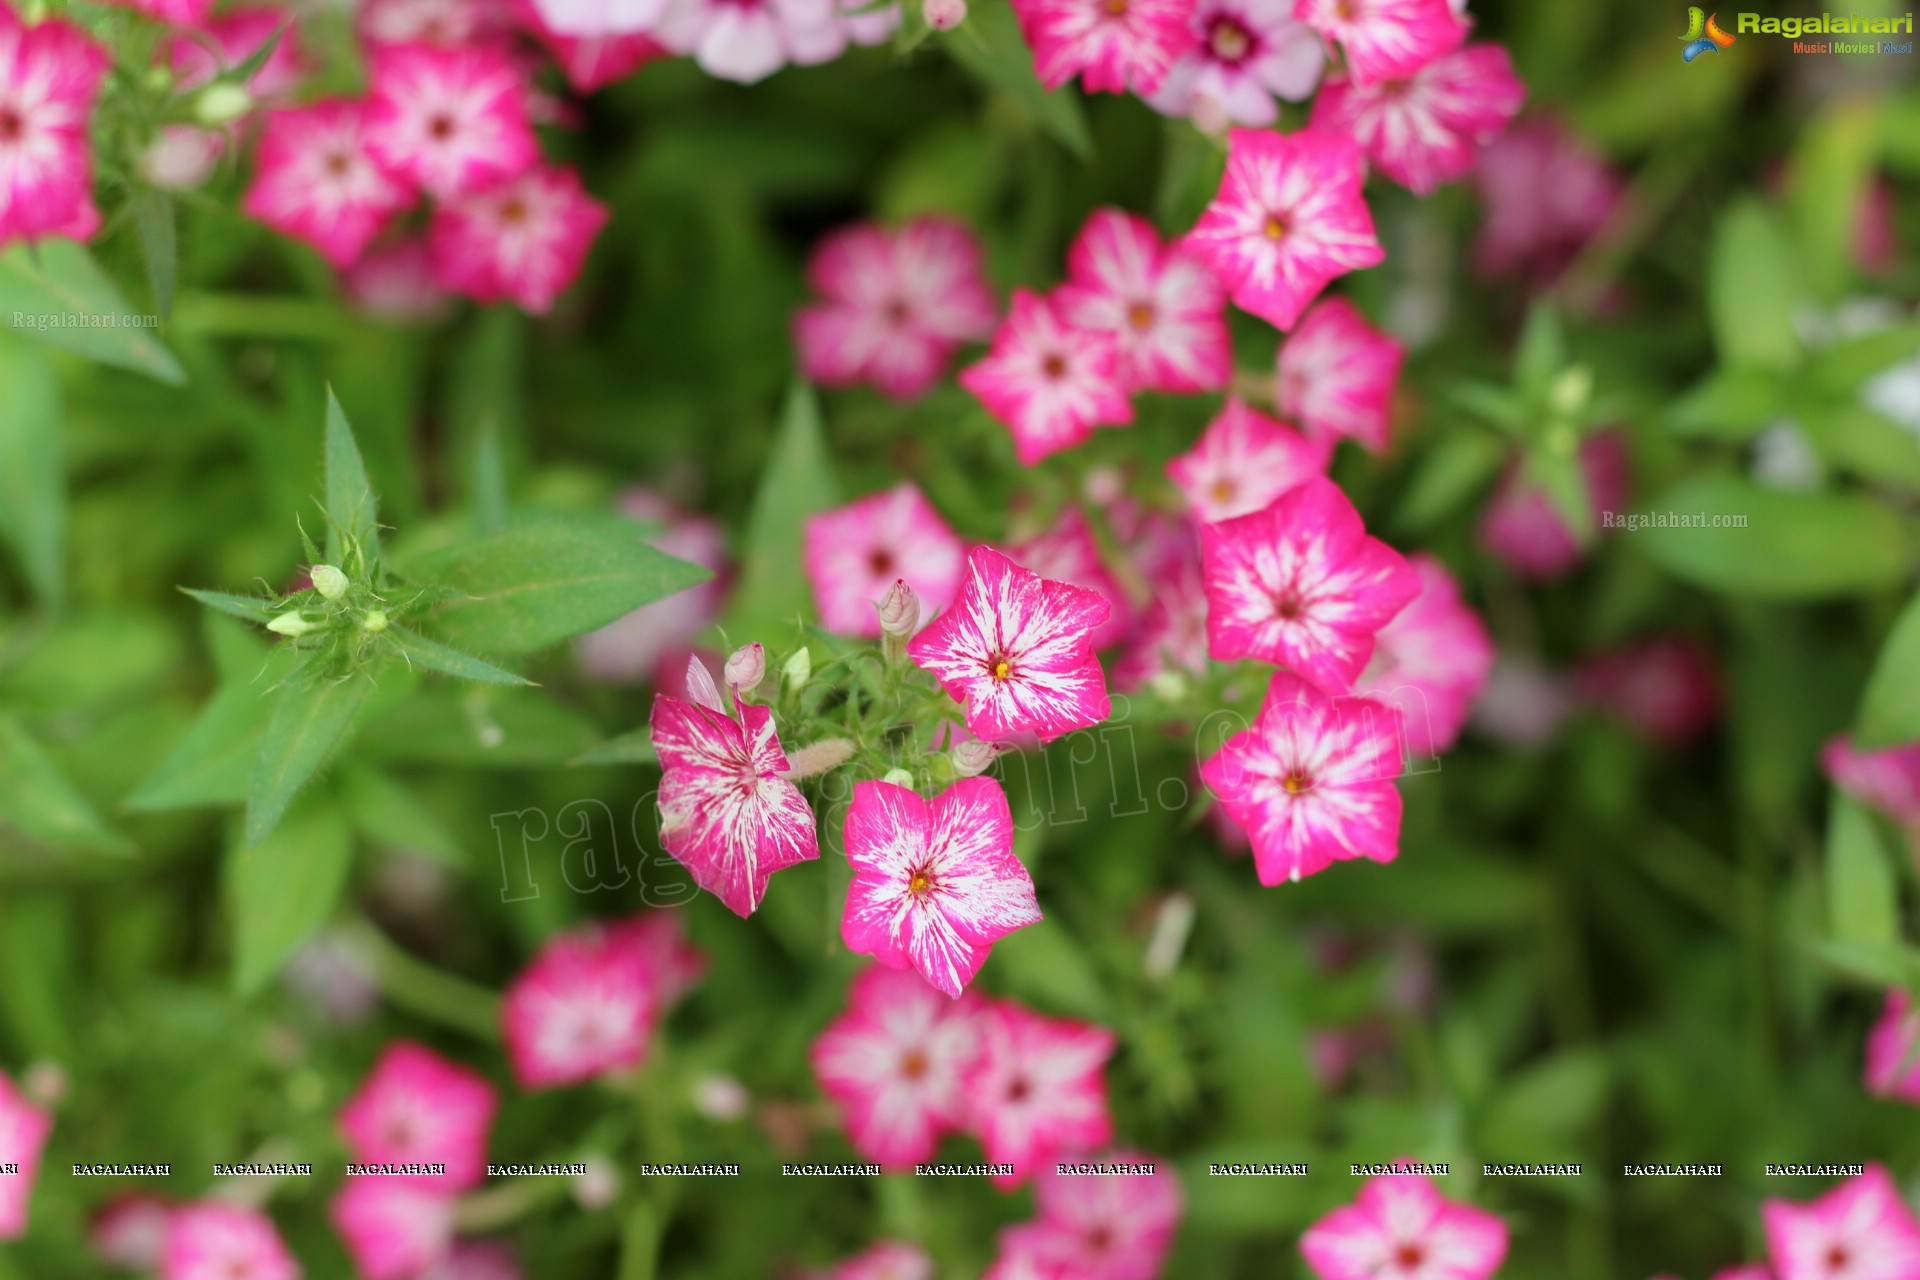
xmin=1166 ymin=397 xmax=1330 ymax=523
xmin=909 ymin=546 xmax=1114 ymax=743
xmin=982 ymin=1245 xmax=1071 ymax=1280
xmin=829 ymin=1242 xmax=935 ymax=1280
xmin=579 ymin=491 xmax=728 ymax=685
xmin=962 ymin=290 xmax=1134 ymax=465
xmin=1145 ymin=0 xmax=1324 ymax=128
xmin=243 ymin=101 xmax=414 ymax=268
xmin=338 ymin=1042 xmax=497 ymax=1190
xmin=1005 ymin=507 xmax=1132 ymax=650
xmin=795 ymin=216 xmax=998 ymax=402
xmin=329 ymin=1179 xmax=455 ymax=1280
xmin=1864 ymin=989 xmax=1920 ymax=1105
xmin=964 ymin=1000 xmax=1116 ymax=1187
xmin=0 ymin=1070 xmax=50 ymax=1240
xmin=1477 ymin=432 xmax=1630 ymax=581
xmin=90 ymin=1195 xmax=175 ymax=1268
xmin=1762 ymin=1164 xmax=1920 ymax=1280
xmin=528 ymin=0 xmax=669 ymax=38
xmin=429 ymin=162 xmax=609 ymax=313
xmin=650 ymin=669 xmax=821 ymax=917
xmin=654 ymin=0 xmax=847 ymax=84
xmin=1823 ymin=738 xmax=1920 ymax=831
xmin=804 ymin=483 xmax=968 ymax=638
xmin=811 ymin=965 xmax=982 ymax=1168
xmin=1199 ymin=476 xmax=1419 ymax=691
xmin=365 ymin=43 xmax=537 ymax=199
xmin=1184 ymin=128 xmax=1385 ymax=333
xmin=1301 ymin=1170 xmax=1506 ymax=1280
xmin=1054 ymin=208 xmax=1231 ymax=395
xmin=502 ymin=926 xmax=656 ymax=1089
xmin=0 ymin=10 xmax=108 ymax=250
xmin=1310 ymin=45 xmax=1524 ymax=196
xmin=161 ymin=1203 xmax=300 ymax=1280
xmin=168 ymin=9 xmax=306 ymax=98
xmin=518 ymin=0 xmax=668 ymax=91
xmin=1008 ymin=0 xmax=1195 ymax=95
xmin=842 ymin=778 xmax=1041 ymax=998
xmin=1292 ymin=0 xmax=1465 ymax=86
xmin=1000 ymin=1151 xmax=1183 ymax=1280
xmin=1354 ymin=555 xmax=1492 ymax=758
xmin=1275 ymin=296 xmax=1404 ymax=453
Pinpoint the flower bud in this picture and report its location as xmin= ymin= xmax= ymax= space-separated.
xmin=359 ymin=610 xmax=389 ymax=634
xmin=923 ymin=0 xmax=966 ymax=30
xmin=310 ymin=564 xmax=349 ymax=600
xmin=783 ymin=646 xmax=812 ymax=691
xmin=572 ymin=1157 xmax=620 ymax=1211
xmin=267 ymin=611 xmax=321 ymax=637
xmin=1548 ymin=364 xmax=1593 ymax=420
xmin=876 ymin=579 xmax=920 ymax=638
xmin=881 ymin=767 xmax=915 ymax=789
xmin=692 ymin=1073 xmax=750 ymax=1121
xmin=951 ymin=737 xmax=1001 ymax=778
xmin=193 ymin=82 xmax=254 ymax=128
xmin=726 ymin=642 xmax=765 ymax=698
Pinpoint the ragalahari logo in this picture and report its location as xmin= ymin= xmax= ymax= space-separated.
xmin=1682 ymin=7 xmax=1738 ymax=59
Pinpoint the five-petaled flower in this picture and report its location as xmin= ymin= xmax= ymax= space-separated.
xmin=1054 ymin=207 xmax=1232 ymax=395
xmin=365 ymin=43 xmax=537 ymax=199
xmin=1291 ymin=0 xmax=1466 ymax=87
xmin=244 ymin=101 xmax=415 ymax=268
xmin=1275 ymin=296 xmax=1405 ymax=454
xmin=1145 ymin=0 xmax=1325 ymax=127
xmin=1310 ymin=44 xmax=1526 ymax=196
xmin=1009 ymin=0 xmax=1197 ymax=95
xmin=428 ymin=162 xmax=609 ymax=313
xmin=961 ymin=289 xmax=1134 ymax=465
xmin=964 ymin=1000 xmax=1116 ymax=1187
xmin=0 ymin=9 xmax=109 ymax=251
xmin=337 ymin=1041 xmax=498 ymax=1190
xmin=999 ymin=1149 xmax=1183 ymax=1280
xmin=1166 ymin=397 xmax=1330 ymax=523
xmin=1762 ymin=1164 xmax=1920 ymax=1280
xmin=1352 ymin=554 xmax=1493 ymax=759
xmin=805 ymin=483 xmax=969 ymax=638
xmin=1300 ymin=1169 xmax=1508 ymax=1280
xmin=161 ymin=1202 xmax=301 ymax=1280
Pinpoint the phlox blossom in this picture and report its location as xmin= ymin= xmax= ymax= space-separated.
xmin=1005 ymin=507 xmax=1132 ymax=650
xmin=1146 ymin=0 xmax=1324 ymax=127
xmin=1054 ymin=208 xmax=1231 ymax=395
xmin=501 ymin=919 xmax=687 ymax=1089
xmin=428 ymin=163 xmax=608 ymax=314
xmin=365 ymin=43 xmax=537 ymax=199
xmin=654 ymin=0 xmax=847 ymax=84
xmin=329 ymin=1179 xmax=456 ymax=1280
xmin=1292 ymin=0 xmax=1465 ymax=86
xmin=90 ymin=1195 xmax=174 ymax=1268
xmin=962 ymin=290 xmax=1134 ymax=465
xmin=243 ymin=101 xmax=414 ymax=268
xmin=1008 ymin=0 xmax=1196 ymax=95
xmin=0 ymin=11 xmax=109 ymax=250
xmin=1166 ymin=397 xmax=1329 ymax=523
xmin=1575 ymin=635 xmax=1719 ymax=749
xmin=999 ymin=1151 xmax=1183 ymax=1280
xmin=964 ymin=1000 xmax=1116 ymax=1186
xmin=1310 ymin=44 xmax=1525 ymax=196
xmin=1300 ymin=1169 xmax=1507 ymax=1280
xmin=0 ymin=1070 xmax=51 ymax=1240
xmin=337 ymin=1041 xmax=498 ymax=1189
xmin=528 ymin=0 xmax=668 ymax=37
xmin=1354 ymin=554 xmax=1492 ymax=758
xmin=1762 ymin=1164 xmax=1920 ymax=1280
xmin=804 ymin=483 xmax=968 ymax=638
xmin=1473 ymin=118 xmax=1623 ymax=283
xmin=161 ymin=1203 xmax=300 ymax=1280
xmin=1275 ymin=296 xmax=1404 ymax=453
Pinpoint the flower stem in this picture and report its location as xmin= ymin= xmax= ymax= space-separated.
xmin=344 ymin=917 xmax=501 ymax=1042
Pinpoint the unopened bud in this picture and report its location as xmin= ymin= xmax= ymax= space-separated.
xmin=1548 ymin=364 xmax=1593 ymax=420
xmin=1146 ymin=670 xmax=1188 ymax=702
xmin=923 ymin=0 xmax=966 ymax=28
xmin=193 ymin=82 xmax=254 ymax=128
xmin=783 ymin=646 xmax=812 ymax=691
xmin=571 ymin=1157 xmax=620 ymax=1211
xmin=22 ymin=1061 xmax=67 ymax=1107
xmin=692 ymin=1073 xmax=750 ymax=1121
xmin=310 ymin=564 xmax=349 ymax=600
xmin=359 ymin=610 xmax=388 ymax=634
xmin=951 ymin=737 xmax=1001 ymax=778
xmin=881 ymin=768 xmax=915 ymax=789
xmin=877 ymin=579 xmax=920 ymax=638
xmin=267 ymin=611 xmax=321 ymax=637
xmin=726 ymin=642 xmax=765 ymax=698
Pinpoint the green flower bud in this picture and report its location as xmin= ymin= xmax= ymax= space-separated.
xmin=1548 ymin=365 xmax=1593 ymax=420
xmin=193 ymin=83 xmax=254 ymax=128
xmin=267 ymin=611 xmax=321 ymax=637
xmin=783 ymin=646 xmax=812 ymax=690
xmin=359 ymin=610 xmax=389 ymax=634
xmin=310 ymin=564 xmax=349 ymax=601
xmin=881 ymin=768 xmax=915 ymax=789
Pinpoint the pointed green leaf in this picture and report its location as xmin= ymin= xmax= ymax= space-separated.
xmin=1668 ymin=367 xmax=1786 ymax=441
xmin=340 ymin=766 xmax=464 ymax=864
xmin=724 ymin=382 xmax=840 ymax=635
xmin=324 ymin=389 xmax=381 ymax=573
xmin=131 ymin=189 xmax=178 ymax=321
xmin=359 ymin=687 xmax=600 ymax=768
xmin=1513 ymin=301 xmax=1567 ymax=410
xmin=0 ymin=240 xmax=186 ymax=384
xmin=946 ymin=2 xmax=1093 ymax=159
xmin=226 ymin=798 xmax=352 ymax=995
xmin=386 ymin=624 xmax=532 ymax=686
xmin=1827 ymin=793 xmax=1899 ymax=946
xmin=127 ymin=686 xmax=274 ymax=812
xmin=0 ymin=331 xmax=64 ymax=604
xmin=572 ymin=729 xmax=658 ymax=767
xmin=1707 ymin=201 xmax=1802 ymax=370
xmin=0 ymin=715 xmax=133 ymax=856
xmin=246 ymin=675 xmax=373 ymax=845
xmin=1857 ymin=590 xmax=1920 ymax=748
xmin=183 ymin=588 xmax=276 ymax=625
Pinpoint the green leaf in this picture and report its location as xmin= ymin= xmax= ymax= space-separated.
xmin=1707 ymin=201 xmax=1803 ymax=370
xmin=247 ymin=675 xmax=374 ymax=845
xmin=1394 ymin=428 xmax=1507 ymax=534
xmin=1804 ymin=323 xmax=1920 ymax=395
xmin=723 ymin=382 xmax=840 ymax=636
xmin=359 ymin=687 xmax=600 ymax=768
xmin=1826 ymin=793 xmax=1899 ymax=946
xmin=1668 ymin=367 xmax=1787 ymax=441
xmin=1786 ymin=98 xmax=1881 ymax=300
xmin=1802 ymin=402 xmax=1920 ymax=493
xmin=573 ymin=729 xmax=658 ymax=767
xmin=0 ymin=331 xmax=64 ymax=604
xmin=131 ymin=189 xmax=178 ymax=322
xmin=0 ymin=714 xmax=134 ymax=856
xmin=1801 ymin=937 xmax=1920 ymax=993
xmin=324 ymin=388 xmax=381 ymax=574
xmin=0 ymin=240 xmax=186 ymax=384
xmin=1514 ymin=301 xmax=1567 ymax=410
xmin=1856 ymin=590 xmax=1920 ymax=748
xmin=386 ymin=624 xmax=532 ymax=686
xmin=1446 ymin=380 xmax=1526 ymax=435
xmin=408 ymin=519 xmax=711 ymax=654
xmin=226 ymin=798 xmax=353 ymax=995
xmin=182 ymin=587 xmax=276 ymax=625
xmin=945 ymin=1 xmax=1093 ymax=159
xmin=126 ymin=685 xmax=275 ymax=812
xmin=1633 ymin=475 xmax=1911 ymax=599
xmin=340 ymin=766 xmax=464 ymax=864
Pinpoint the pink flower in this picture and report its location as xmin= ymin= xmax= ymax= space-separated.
xmin=1473 ymin=118 xmax=1622 ymax=283
xmin=1145 ymin=0 xmax=1324 ymax=127
xmin=161 ymin=1203 xmax=300 ymax=1280
xmin=654 ymin=0 xmax=847 ymax=84
xmin=1166 ymin=397 xmax=1330 ymax=523
xmin=829 ymin=1241 xmax=935 ymax=1280
xmin=360 ymin=0 xmax=515 ymax=48
xmin=1300 ymin=1170 xmax=1507 ymax=1280
xmin=1864 ymin=989 xmax=1920 ymax=1105
xmin=1113 ymin=551 xmax=1209 ymax=692
xmin=0 ymin=1071 xmax=51 ymax=1240
xmin=1054 ymin=208 xmax=1231 ymax=395
xmin=999 ymin=1151 xmax=1183 ymax=1280
xmin=1005 ymin=507 xmax=1132 ymax=649
xmin=243 ymin=100 xmax=414 ymax=268
xmin=90 ymin=1195 xmax=175 ymax=1269
xmin=1275 ymin=296 xmax=1404 ymax=453
xmin=1199 ymin=476 xmax=1419 ymax=691
xmin=610 ymin=910 xmax=708 ymax=1004
xmin=338 ymin=1042 xmax=498 ymax=1190
xmin=804 ymin=483 xmax=969 ymax=638
xmin=909 ymin=546 xmax=1114 ymax=743
xmin=345 ymin=237 xmax=452 ymax=321
xmin=1477 ymin=432 xmax=1630 ymax=581
xmin=795 ymin=216 xmax=997 ymax=402
xmin=649 ymin=673 xmax=821 ymax=916
xmin=1823 ymin=737 xmax=1920 ymax=829
xmin=964 ymin=1000 xmax=1115 ymax=1186
xmin=517 ymin=0 xmax=668 ymax=91
xmin=1008 ymin=0 xmax=1195 ymax=94
xmin=811 ymin=965 xmax=982 ymax=1169
xmin=962 ymin=290 xmax=1134 ymax=465
xmin=1291 ymin=0 xmax=1465 ymax=86
xmin=578 ymin=491 xmax=728 ymax=684
xmin=99 ymin=0 xmax=213 ymax=23
xmin=1575 ymin=635 xmax=1719 ymax=748
xmin=502 ymin=927 xmax=655 ymax=1088
xmin=429 ymin=162 xmax=609 ymax=313
xmin=0 ymin=11 xmax=108 ymax=251
xmin=982 ymin=1245 xmax=1071 ymax=1280
xmin=421 ymin=1241 xmax=524 ymax=1280
xmin=526 ymin=0 xmax=670 ymax=38
xmin=1310 ymin=44 xmax=1524 ymax=196
xmin=168 ymin=9 xmax=307 ymax=98
xmin=329 ymin=1180 xmax=455 ymax=1280
xmin=140 ymin=126 xmax=226 ymax=193
xmin=1354 ymin=555 xmax=1492 ymax=757
xmin=1184 ymin=128 xmax=1385 ymax=332
xmin=842 ymin=777 xmax=1041 ymax=997
xmin=1762 ymin=1164 xmax=1920 ymax=1280
xmin=365 ymin=43 xmax=537 ymax=200
xmin=1200 ymin=670 xmax=1405 ymax=885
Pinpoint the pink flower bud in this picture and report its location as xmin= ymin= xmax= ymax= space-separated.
xmin=876 ymin=579 xmax=921 ymax=638
xmin=684 ymin=654 xmax=725 ymax=712
xmin=726 ymin=642 xmax=765 ymax=698
xmin=923 ymin=0 xmax=966 ymax=29
xmin=951 ymin=737 xmax=1001 ymax=778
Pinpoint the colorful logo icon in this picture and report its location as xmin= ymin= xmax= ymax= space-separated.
xmin=1682 ymin=7 xmax=1737 ymax=59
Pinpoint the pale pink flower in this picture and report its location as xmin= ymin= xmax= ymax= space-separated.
xmin=521 ymin=0 xmax=668 ymax=93
xmin=649 ymin=676 xmax=821 ymax=916
xmin=242 ymin=100 xmax=413 ymax=268
xmin=804 ymin=483 xmax=968 ymax=638
xmin=1291 ymin=0 xmax=1465 ymax=86
xmin=1473 ymin=118 xmax=1622 ymax=283
xmin=1477 ymin=432 xmax=1630 ymax=581
xmin=1184 ymin=128 xmax=1385 ymax=332
xmin=0 ymin=11 xmax=108 ymax=250
xmin=1000 ymin=1151 xmax=1183 ymax=1280
xmin=578 ymin=491 xmax=728 ymax=685
xmin=1823 ymin=738 xmax=1920 ymax=829
xmin=1864 ymin=989 xmax=1920 ymax=1105
xmin=1300 ymin=1170 xmax=1507 ymax=1280
xmin=964 ymin=1000 xmax=1116 ymax=1187
xmin=843 ymin=0 xmax=904 ymax=43
xmin=982 ymin=1245 xmax=1071 ymax=1280
xmin=429 ymin=162 xmax=609 ymax=313
xmin=420 ymin=1241 xmax=524 ymax=1280
xmin=365 ymin=43 xmax=537 ymax=199
xmin=360 ymin=0 xmax=515 ymax=47
xmin=654 ymin=0 xmax=847 ymax=84
xmin=1354 ymin=555 xmax=1492 ymax=757
xmin=140 ymin=126 xmax=225 ymax=193
xmin=909 ymin=546 xmax=1114 ymax=743
xmin=1145 ymin=0 xmax=1323 ymax=126
xmin=829 ymin=1241 xmax=935 ymax=1280
xmin=1575 ymin=635 xmax=1719 ymax=749
xmin=1762 ymin=1164 xmax=1920 ymax=1280
xmin=1276 ymin=295 xmax=1404 ymax=452
xmin=1310 ymin=44 xmax=1524 ymax=196
xmin=962 ymin=290 xmax=1133 ymax=465
xmin=526 ymin=0 xmax=668 ymax=38
xmin=1005 ymin=506 xmax=1132 ymax=649
xmin=161 ymin=1203 xmax=300 ymax=1280
xmin=1166 ymin=397 xmax=1330 ymax=523
xmin=90 ymin=1194 xmax=175 ymax=1269
xmin=345 ymin=237 xmax=452 ymax=321
xmin=1054 ymin=208 xmax=1231 ymax=395
xmin=0 ymin=1071 xmax=51 ymax=1240
xmin=609 ymin=909 xmax=708 ymax=1005
xmin=811 ymin=965 xmax=982 ymax=1169
xmin=338 ymin=1041 xmax=498 ymax=1190
xmin=168 ymin=9 xmax=306 ymax=98
xmin=1009 ymin=0 xmax=1194 ymax=94
xmin=795 ymin=216 xmax=997 ymax=402
xmin=329 ymin=1180 xmax=456 ymax=1280
xmin=842 ymin=777 xmax=1041 ymax=998
xmin=502 ymin=927 xmax=656 ymax=1088
xmin=1199 ymin=476 xmax=1419 ymax=691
